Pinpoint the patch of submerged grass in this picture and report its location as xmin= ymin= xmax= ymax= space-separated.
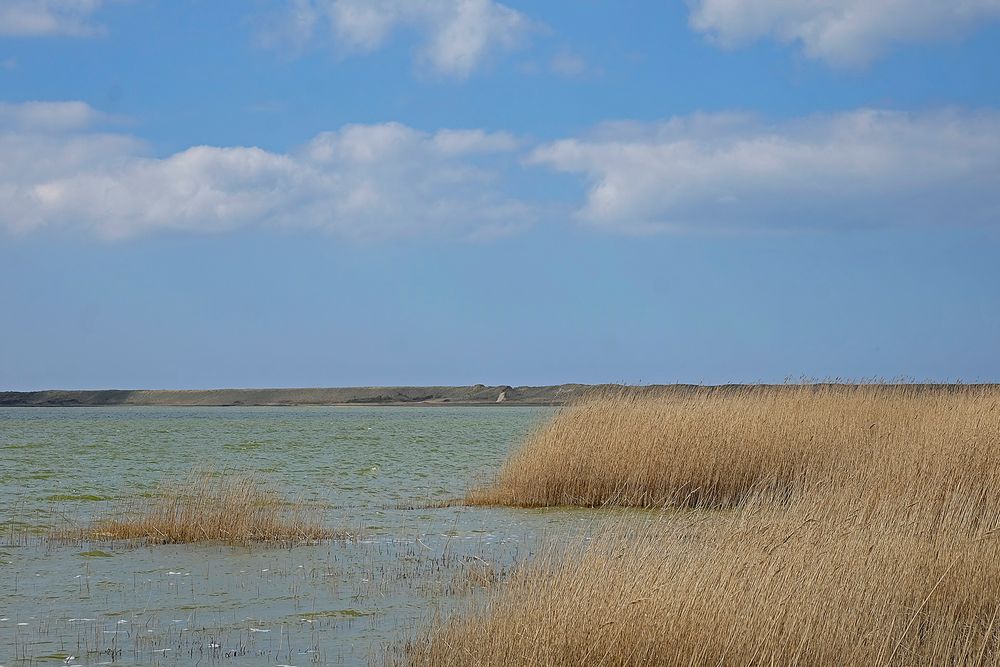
xmin=299 ymin=609 xmax=372 ymax=619
xmin=56 ymin=471 xmax=340 ymax=545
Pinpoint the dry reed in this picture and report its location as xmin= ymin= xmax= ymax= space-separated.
xmin=399 ymin=385 xmax=1000 ymax=666
xmin=468 ymin=385 xmax=1000 ymax=508
xmin=399 ymin=498 xmax=1000 ymax=665
xmin=68 ymin=471 xmax=336 ymax=544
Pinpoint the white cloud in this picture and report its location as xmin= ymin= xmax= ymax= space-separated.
xmin=0 ymin=101 xmax=531 ymax=239
xmin=0 ymin=100 xmax=107 ymax=130
xmin=6 ymin=102 xmax=1000 ymax=240
xmin=430 ymin=128 xmax=520 ymax=155
xmin=0 ymin=0 xmax=106 ymax=37
xmin=688 ymin=0 xmax=1000 ymax=66
xmin=529 ymin=109 xmax=1000 ymax=233
xmin=265 ymin=0 xmax=534 ymax=78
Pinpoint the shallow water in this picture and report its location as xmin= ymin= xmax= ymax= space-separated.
xmin=0 ymin=406 xmax=593 ymax=666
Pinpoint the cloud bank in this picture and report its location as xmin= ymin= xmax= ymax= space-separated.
xmin=266 ymin=0 xmax=533 ymax=78
xmin=0 ymin=0 xmax=106 ymax=37
xmin=529 ymin=109 xmax=1000 ymax=233
xmin=3 ymin=103 xmax=1000 ymax=239
xmin=688 ymin=0 xmax=1000 ymax=66
xmin=0 ymin=102 xmax=528 ymax=239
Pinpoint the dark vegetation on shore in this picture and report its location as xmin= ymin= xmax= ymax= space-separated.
xmin=2 ymin=382 xmax=995 ymax=407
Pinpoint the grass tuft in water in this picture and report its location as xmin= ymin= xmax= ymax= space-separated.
xmin=56 ymin=470 xmax=340 ymax=545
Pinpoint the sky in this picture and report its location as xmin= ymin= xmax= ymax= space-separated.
xmin=1 ymin=0 xmax=999 ymax=390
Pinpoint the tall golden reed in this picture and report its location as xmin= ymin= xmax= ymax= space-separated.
xmin=78 ymin=471 xmax=335 ymax=544
xmin=400 ymin=385 xmax=1000 ymax=666
xmin=468 ymin=385 xmax=1000 ymax=509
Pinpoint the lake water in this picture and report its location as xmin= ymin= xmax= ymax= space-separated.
xmin=0 ymin=406 xmax=596 ymax=667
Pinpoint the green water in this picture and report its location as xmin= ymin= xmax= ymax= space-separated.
xmin=0 ymin=406 xmax=592 ymax=666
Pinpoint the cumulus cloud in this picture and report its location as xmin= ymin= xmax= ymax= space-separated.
xmin=6 ymin=102 xmax=999 ymax=240
xmin=265 ymin=0 xmax=533 ymax=78
xmin=0 ymin=101 xmax=531 ymax=239
xmin=528 ymin=109 xmax=1000 ymax=233
xmin=688 ymin=0 xmax=1000 ymax=66
xmin=0 ymin=0 xmax=107 ymax=37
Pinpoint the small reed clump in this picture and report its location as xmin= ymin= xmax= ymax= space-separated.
xmin=73 ymin=471 xmax=335 ymax=544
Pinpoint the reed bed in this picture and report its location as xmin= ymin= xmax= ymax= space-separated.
xmin=398 ymin=495 xmax=1000 ymax=666
xmin=468 ymin=385 xmax=1000 ymax=508
xmin=398 ymin=385 xmax=1000 ymax=666
xmin=64 ymin=471 xmax=336 ymax=544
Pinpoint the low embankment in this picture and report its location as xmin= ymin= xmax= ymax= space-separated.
xmin=398 ymin=385 xmax=1000 ymax=666
xmin=4 ymin=383 xmax=991 ymax=407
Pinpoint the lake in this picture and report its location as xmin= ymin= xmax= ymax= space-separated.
xmin=0 ymin=406 xmax=597 ymax=666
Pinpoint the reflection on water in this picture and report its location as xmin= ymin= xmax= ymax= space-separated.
xmin=0 ymin=406 xmax=600 ymax=666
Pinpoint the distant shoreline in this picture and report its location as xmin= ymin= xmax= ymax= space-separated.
xmin=0 ymin=383 xmax=995 ymax=407
xmin=0 ymin=384 xmax=587 ymax=407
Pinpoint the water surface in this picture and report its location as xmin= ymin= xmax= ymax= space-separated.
xmin=0 ymin=406 xmax=594 ymax=666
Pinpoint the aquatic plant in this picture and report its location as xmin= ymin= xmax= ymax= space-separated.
xmin=392 ymin=385 xmax=1000 ymax=666
xmin=467 ymin=384 xmax=1000 ymax=508
xmin=65 ymin=471 xmax=337 ymax=544
xmin=397 ymin=488 xmax=1000 ymax=666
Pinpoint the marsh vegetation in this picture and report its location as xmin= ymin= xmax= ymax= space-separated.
xmin=402 ymin=386 xmax=1000 ymax=666
xmin=57 ymin=471 xmax=338 ymax=545
xmin=5 ymin=391 xmax=999 ymax=665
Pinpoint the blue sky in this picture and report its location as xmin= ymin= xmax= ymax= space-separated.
xmin=2 ymin=0 xmax=999 ymax=390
